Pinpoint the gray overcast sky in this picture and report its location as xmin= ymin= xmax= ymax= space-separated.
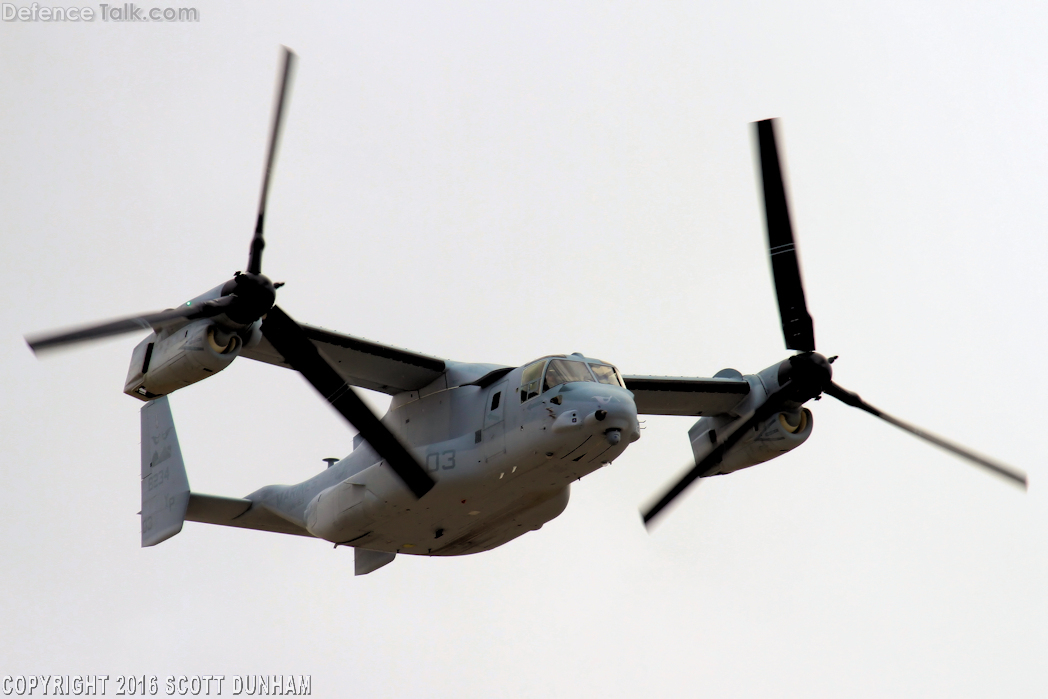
xmin=2 ymin=2 xmax=1047 ymax=697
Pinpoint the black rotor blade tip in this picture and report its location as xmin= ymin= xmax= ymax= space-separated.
xmin=247 ymin=47 xmax=297 ymax=276
xmin=753 ymin=118 xmax=816 ymax=352
xmin=826 ymin=381 xmax=1028 ymax=489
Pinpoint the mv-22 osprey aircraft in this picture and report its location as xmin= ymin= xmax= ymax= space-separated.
xmin=28 ymin=49 xmax=1028 ymax=575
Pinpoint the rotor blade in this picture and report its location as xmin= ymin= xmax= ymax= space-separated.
xmin=641 ymin=462 xmax=707 ymax=529
xmin=247 ymin=46 xmax=297 ymax=276
xmin=261 ymin=305 xmax=435 ymax=499
xmin=26 ymin=297 xmax=233 ymax=353
xmin=642 ymin=409 xmax=767 ymax=527
xmin=824 ymin=381 xmax=1028 ymax=489
xmin=754 ymin=119 xmax=816 ymax=353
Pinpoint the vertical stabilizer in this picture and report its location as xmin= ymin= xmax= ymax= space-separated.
xmin=140 ymin=396 xmax=190 ymax=547
xmin=355 ymin=548 xmax=396 ymax=576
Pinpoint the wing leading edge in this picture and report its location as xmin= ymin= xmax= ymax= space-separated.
xmin=243 ymin=323 xmax=752 ymax=416
xmin=242 ymin=323 xmax=447 ymax=394
xmin=623 ymin=376 xmax=751 ymax=416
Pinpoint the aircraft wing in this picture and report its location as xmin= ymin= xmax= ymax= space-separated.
xmin=623 ymin=375 xmax=751 ymax=416
xmin=242 ymin=323 xmax=447 ymax=394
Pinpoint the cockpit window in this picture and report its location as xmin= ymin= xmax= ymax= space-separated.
xmin=543 ymin=359 xmax=596 ymax=393
xmin=520 ymin=360 xmax=544 ymax=403
xmin=589 ymin=363 xmax=624 ymax=387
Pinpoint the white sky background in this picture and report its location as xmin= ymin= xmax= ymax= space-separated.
xmin=2 ymin=2 xmax=1047 ymax=696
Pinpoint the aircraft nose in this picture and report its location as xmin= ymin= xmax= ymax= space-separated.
xmin=552 ymin=383 xmax=640 ymax=443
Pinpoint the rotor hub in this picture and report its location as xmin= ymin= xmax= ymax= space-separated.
xmin=222 ymin=272 xmax=276 ymax=324
xmin=778 ymin=352 xmax=832 ymax=402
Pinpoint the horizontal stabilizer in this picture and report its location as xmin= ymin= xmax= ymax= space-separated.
xmin=186 ymin=493 xmax=312 ymax=538
xmin=186 ymin=493 xmax=251 ymax=521
xmin=139 ymin=398 xmax=313 ymax=543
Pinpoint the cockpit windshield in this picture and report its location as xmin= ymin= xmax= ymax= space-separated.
xmin=589 ymin=363 xmax=625 ymax=387
xmin=520 ymin=357 xmax=626 ymax=402
xmin=543 ymin=359 xmax=595 ymax=392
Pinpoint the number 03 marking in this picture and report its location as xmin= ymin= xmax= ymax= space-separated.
xmin=426 ymin=451 xmax=456 ymax=471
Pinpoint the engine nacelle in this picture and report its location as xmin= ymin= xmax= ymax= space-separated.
xmin=305 ymin=461 xmax=413 ymax=543
xmin=123 ymin=319 xmax=258 ymax=401
xmin=688 ymin=407 xmax=813 ymax=477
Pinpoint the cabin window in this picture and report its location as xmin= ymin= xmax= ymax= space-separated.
xmin=490 ymin=391 xmax=501 ymax=411
xmin=520 ymin=360 xmax=544 ymax=402
xmin=542 ymin=359 xmax=596 ymax=393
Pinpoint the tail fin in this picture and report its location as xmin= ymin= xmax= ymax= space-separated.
xmin=140 ymin=396 xmax=190 ymax=547
xmin=355 ymin=548 xmax=396 ymax=576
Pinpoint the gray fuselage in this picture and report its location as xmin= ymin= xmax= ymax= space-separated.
xmin=247 ymin=355 xmax=641 ymax=556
